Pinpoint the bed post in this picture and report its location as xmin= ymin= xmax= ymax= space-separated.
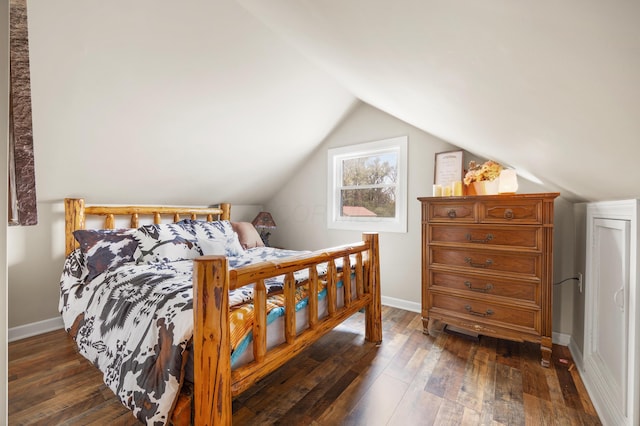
xmin=363 ymin=233 xmax=382 ymax=344
xmin=64 ymin=198 xmax=85 ymax=256
xmin=220 ymin=203 xmax=231 ymax=221
xmin=192 ymin=255 xmax=232 ymax=426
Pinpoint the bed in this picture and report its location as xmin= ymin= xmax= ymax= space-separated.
xmin=60 ymin=198 xmax=382 ymax=425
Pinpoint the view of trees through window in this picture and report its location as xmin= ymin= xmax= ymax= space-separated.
xmin=340 ymin=151 xmax=397 ymax=218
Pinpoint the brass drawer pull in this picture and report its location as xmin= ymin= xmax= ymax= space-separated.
xmin=464 ymin=257 xmax=493 ymax=268
xmin=464 ymin=281 xmax=493 ymax=292
xmin=447 ymin=209 xmax=457 ymax=218
xmin=465 ymin=305 xmax=494 ymax=317
xmin=466 ymin=233 xmax=494 ymax=243
xmin=504 ymin=209 xmax=514 ymax=220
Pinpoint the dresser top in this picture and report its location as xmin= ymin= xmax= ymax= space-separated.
xmin=418 ymin=192 xmax=560 ymax=202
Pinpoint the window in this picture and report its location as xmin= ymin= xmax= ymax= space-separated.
xmin=327 ymin=136 xmax=408 ymax=233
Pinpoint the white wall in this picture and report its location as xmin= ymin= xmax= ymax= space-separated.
xmin=552 ymin=197 xmax=578 ymax=338
xmin=266 ymin=102 xmax=457 ymax=307
xmin=7 ymin=86 xmax=579 ymax=340
xmin=266 ymin=102 xmax=577 ymax=335
xmin=7 ymin=0 xmax=582 ymax=344
xmin=24 ymin=0 xmax=354 ymax=206
xmin=6 ymin=0 xmax=355 ymax=330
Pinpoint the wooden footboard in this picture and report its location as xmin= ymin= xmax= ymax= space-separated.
xmin=191 ymin=233 xmax=381 ymax=425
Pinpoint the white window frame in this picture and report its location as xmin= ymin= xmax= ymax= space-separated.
xmin=327 ymin=136 xmax=408 ymax=233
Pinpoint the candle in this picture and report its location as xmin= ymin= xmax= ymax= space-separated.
xmin=444 ymin=186 xmax=452 ymax=196
xmin=498 ymin=169 xmax=518 ymax=194
xmin=432 ymin=184 xmax=442 ymax=197
xmin=452 ymin=181 xmax=463 ymax=196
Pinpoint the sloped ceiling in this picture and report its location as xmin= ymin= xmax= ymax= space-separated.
xmin=237 ymin=0 xmax=640 ymax=202
xmin=27 ymin=1 xmax=639 ymax=205
xmin=28 ymin=1 xmax=357 ymax=205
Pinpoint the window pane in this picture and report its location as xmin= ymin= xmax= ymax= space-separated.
xmin=342 ymin=152 xmax=397 ymax=187
xmin=340 ymin=188 xmax=396 ymax=218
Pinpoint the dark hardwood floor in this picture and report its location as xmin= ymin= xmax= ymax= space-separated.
xmin=9 ymin=306 xmax=601 ymax=425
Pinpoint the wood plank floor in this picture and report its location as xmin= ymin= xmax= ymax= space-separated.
xmin=9 ymin=306 xmax=601 ymax=425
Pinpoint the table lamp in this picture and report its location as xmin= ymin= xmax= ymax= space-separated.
xmin=251 ymin=211 xmax=277 ymax=246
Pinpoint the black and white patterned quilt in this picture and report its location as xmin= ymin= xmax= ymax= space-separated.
xmin=59 ymin=246 xmax=318 ymax=424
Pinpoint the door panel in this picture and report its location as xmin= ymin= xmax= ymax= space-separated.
xmin=589 ymin=218 xmax=630 ymax=417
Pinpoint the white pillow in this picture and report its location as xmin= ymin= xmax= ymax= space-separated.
xmin=225 ymin=232 xmax=245 ymax=257
xmin=199 ymin=239 xmax=226 ymax=256
xmin=191 ymin=221 xmax=246 ymax=257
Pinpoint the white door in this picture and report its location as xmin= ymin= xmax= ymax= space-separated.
xmin=586 ymin=217 xmax=630 ymax=423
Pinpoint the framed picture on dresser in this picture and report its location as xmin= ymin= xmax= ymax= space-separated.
xmin=434 ymin=150 xmax=463 ymax=187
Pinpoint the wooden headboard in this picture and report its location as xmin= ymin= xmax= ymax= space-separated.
xmin=64 ymin=198 xmax=231 ymax=256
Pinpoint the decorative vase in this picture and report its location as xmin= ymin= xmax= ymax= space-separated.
xmin=484 ymin=179 xmax=499 ymax=194
xmin=470 ymin=179 xmax=500 ymax=195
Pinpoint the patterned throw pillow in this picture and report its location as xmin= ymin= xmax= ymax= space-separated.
xmin=187 ymin=220 xmax=246 ymax=257
xmin=73 ymin=229 xmax=138 ymax=282
xmin=133 ymin=223 xmax=202 ymax=264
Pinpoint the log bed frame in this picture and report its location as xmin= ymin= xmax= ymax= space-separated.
xmin=64 ymin=198 xmax=382 ymax=425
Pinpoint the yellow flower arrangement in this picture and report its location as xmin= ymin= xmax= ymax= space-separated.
xmin=464 ymin=160 xmax=503 ymax=185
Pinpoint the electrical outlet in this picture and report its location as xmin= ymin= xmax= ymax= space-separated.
xmin=578 ymin=272 xmax=583 ymax=293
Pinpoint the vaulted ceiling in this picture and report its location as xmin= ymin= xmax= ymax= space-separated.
xmin=28 ymin=1 xmax=639 ymax=204
xmin=235 ymin=0 xmax=640 ymax=202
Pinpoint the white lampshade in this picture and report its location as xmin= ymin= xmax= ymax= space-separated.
xmin=498 ymin=169 xmax=518 ymax=194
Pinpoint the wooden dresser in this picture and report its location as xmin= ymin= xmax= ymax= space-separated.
xmin=419 ymin=192 xmax=560 ymax=366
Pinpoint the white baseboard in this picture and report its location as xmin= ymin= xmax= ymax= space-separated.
xmin=567 ymin=335 xmax=584 ymax=372
xmin=552 ymin=331 xmax=571 ymax=346
xmin=566 ymin=337 xmax=608 ymax=423
xmin=8 ymin=316 xmax=64 ymax=342
xmin=381 ymin=296 xmax=420 ymax=313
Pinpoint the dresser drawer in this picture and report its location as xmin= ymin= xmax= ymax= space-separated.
xmin=427 ymin=201 xmax=476 ymax=222
xmin=430 ymin=271 xmax=538 ymax=303
xmin=430 ymin=247 xmax=540 ymax=278
xmin=479 ymin=199 xmax=542 ymax=224
xmin=430 ymin=225 xmax=540 ymax=250
xmin=431 ymin=293 xmax=538 ymax=330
